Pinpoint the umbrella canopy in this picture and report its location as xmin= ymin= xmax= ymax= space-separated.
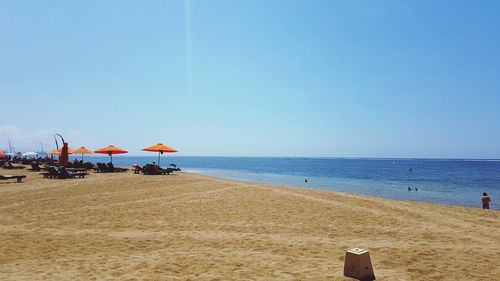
xmin=49 ymin=147 xmax=75 ymax=155
xmin=73 ymin=147 xmax=93 ymax=154
xmin=94 ymin=145 xmax=127 ymax=163
xmin=0 ymin=151 xmax=4 ymax=157
xmin=22 ymin=151 xmax=38 ymax=159
xmin=73 ymin=146 xmax=93 ymax=161
xmin=142 ymin=143 xmax=177 ymax=166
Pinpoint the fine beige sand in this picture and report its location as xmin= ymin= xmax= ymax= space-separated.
xmin=0 ymin=169 xmax=498 ymax=280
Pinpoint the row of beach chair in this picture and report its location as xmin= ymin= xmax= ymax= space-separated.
xmin=0 ymin=174 xmax=26 ymax=183
xmin=41 ymin=166 xmax=88 ymax=179
xmin=133 ymin=164 xmax=181 ymax=175
xmin=1 ymin=162 xmax=182 ymax=183
xmin=95 ymin=163 xmax=129 ymax=173
xmin=1 ymin=162 xmax=28 ymax=183
xmin=2 ymin=162 xmax=26 ymax=170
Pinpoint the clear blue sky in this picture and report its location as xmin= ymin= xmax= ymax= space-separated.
xmin=1 ymin=0 xmax=499 ymax=158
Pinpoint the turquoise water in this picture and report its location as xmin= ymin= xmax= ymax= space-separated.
xmin=72 ymin=156 xmax=500 ymax=209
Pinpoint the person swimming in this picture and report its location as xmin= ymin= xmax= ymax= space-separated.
xmin=408 ymin=187 xmax=412 ymax=191
xmin=304 ymin=178 xmax=308 ymax=183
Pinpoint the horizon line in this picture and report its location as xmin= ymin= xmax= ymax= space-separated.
xmin=70 ymin=155 xmax=500 ymax=161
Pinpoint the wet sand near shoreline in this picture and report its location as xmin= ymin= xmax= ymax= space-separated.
xmin=0 ymin=169 xmax=498 ymax=280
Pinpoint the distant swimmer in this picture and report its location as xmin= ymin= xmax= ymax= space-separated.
xmin=415 ymin=187 xmax=418 ymax=191
xmin=410 ymin=168 xmax=413 ymax=172
xmin=304 ymin=178 xmax=308 ymax=183
xmin=408 ymin=187 xmax=412 ymax=191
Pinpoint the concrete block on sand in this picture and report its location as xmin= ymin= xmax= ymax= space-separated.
xmin=344 ymin=248 xmax=375 ymax=280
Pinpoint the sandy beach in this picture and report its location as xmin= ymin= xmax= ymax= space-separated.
xmin=0 ymin=169 xmax=498 ymax=280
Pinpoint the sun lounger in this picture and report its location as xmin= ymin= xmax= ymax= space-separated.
xmin=142 ymin=164 xmax=157 ymax=175
xmin=41 ymin=167 xmax=88 ymax=179
xmin=107 ymin=163 xmax=129 ymax=172
xmin=67 ymin=168 xmax=87 ymax=173
xmin=85 ymin=162 xmax=95 ymax=170
xmin=58 ymin=167 xmax=88 ymax=179
xmin=73 ymin=172 xmax=88 ymax=178
xmin=41 ymin=166 xmax=59 ymax=178
xmin=28 ymin=163 xmax=42 ymax=172
xmin=3 ymin=162 xmax=25 ymax=169
xmin=0 ymin=174 xmax=26 ymax=183
xmin=142 ymin=164 xmax=172 ymax=175
xmin=95 ymin=163 xmax=111 ymax=173
xmin=132 ymin=164 xmax=143 ymax=174
xmin=156 ymin=165 xmax=173 ymax=175
xmin=94 ymin=163 xmax=128 ymax=173
xmin=169 ymin=164 xmax=182 ymax=171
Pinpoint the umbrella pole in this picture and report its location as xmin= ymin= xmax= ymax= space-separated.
xmin=110 ymin=154 xmax=113 ymax=164
xmin=158 ymin=152 xmax=161 ymax=167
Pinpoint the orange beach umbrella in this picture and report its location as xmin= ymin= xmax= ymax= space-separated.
xmin=73 ymin=146 xmax=93 ymax=161
xmin=0 ymin=151 xmax=4 ymax=157
xmin=49 ymin=147 xmax=75 ymax=155
xmin=94 ymin=145 xmax=127 ymax=163
xmin=142 ymin=143 xmax=177 ymax=166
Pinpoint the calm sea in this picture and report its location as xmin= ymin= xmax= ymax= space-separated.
xmin=71 ymin=156 xmax=500 ymax=210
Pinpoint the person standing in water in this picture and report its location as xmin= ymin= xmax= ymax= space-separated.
xmin=482 ymin=192 xmax=491 ymax=209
